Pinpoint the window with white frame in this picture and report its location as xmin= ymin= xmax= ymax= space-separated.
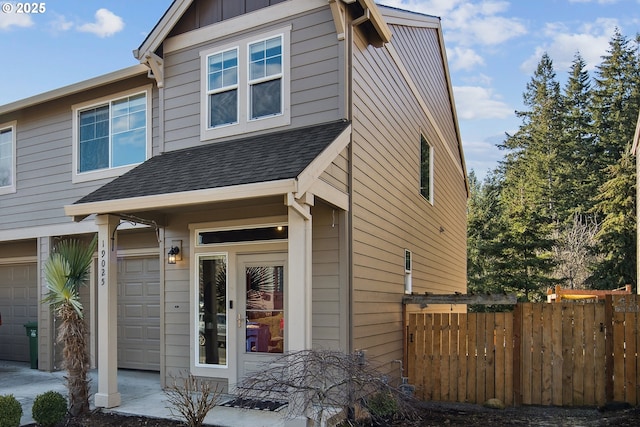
xmin=0 ymin=122 xmax=16 ymax=195
xmin=200 ymin=27 xmax=290 ymax=140
xmin=72 ymin=87 xmax=151 ymax=183
xmin=404 ymin=249 xmax=412 ymax=294
xmin=420 ymin=134 xmax=433 ymax=203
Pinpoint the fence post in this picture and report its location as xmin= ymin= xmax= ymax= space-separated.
xmin=605 ymin=295 xmax=614 ymax=403
xmin=512 ymin=304 xmax=522 ymax=405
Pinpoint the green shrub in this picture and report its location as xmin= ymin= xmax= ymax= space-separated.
xmin=0 ymin=394 xmax=22 ymax=427
xmin=366 ymin=391 xmax=399 ymax=422
xmin=32 ymin=391 xmax=67 ymax=427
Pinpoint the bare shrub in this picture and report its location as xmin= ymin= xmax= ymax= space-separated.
xmin=165 ymin=373 xmax=223 ymax=427
xmin=233 ymin=349 xmax=420 ymax=427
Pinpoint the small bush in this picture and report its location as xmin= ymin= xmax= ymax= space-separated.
xmin=365 ymin=391 xmax=399 ymax=424
xmin=165 ymin=373 xmax=222 ymax=427
xmin=32 ymin=391 xmax=67 ymax=427
xmin=0 ymin=394 xmax=23 ymax=427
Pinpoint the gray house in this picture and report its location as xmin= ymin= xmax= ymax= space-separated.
xmin=0 ymin=0 xmax=468 ymax=409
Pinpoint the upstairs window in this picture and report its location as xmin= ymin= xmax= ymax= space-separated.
xmin=73 ymin=87 xmax=151 ymax=183
xmin=201 ymin=27 xmax=290 ymax=140
xmin=207 ymin=48 xmax=239 ymax=127
xmin=420 ymin=135 xmax=433 ymax=203
xmin=0 ymin=122 xmax=16 ymax=195
xmin=249 ymin=36 xmax=282 ymax=119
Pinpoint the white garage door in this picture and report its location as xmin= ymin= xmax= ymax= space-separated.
xmin=117 ymin=257 xmax=160 ymax=371
xmin=0 ymin=263 xmax=37 ymax=362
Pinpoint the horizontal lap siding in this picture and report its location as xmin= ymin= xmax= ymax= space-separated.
xmin=0 ymin=75 xmax=158 ymax=232
xmin=351 ymin=23 xmax=466 ymax=364
xmin=162 ymin=6 xmax=341 ymax=151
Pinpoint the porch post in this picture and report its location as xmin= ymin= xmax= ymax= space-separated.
xmin=94 ymin=214 xmax=121 ymax=408
xmin=287 ymin=193 xmax=314 ymax=350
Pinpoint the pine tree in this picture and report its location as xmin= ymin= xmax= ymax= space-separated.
xmin=588 ymin=30 xmax=640 ymax=289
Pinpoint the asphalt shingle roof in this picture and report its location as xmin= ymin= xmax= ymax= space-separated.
xmin=74 ymin=120 xmax=350 ymax=204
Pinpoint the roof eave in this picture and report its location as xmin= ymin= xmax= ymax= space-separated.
xmin=135 ymin=0 xmax=193 ymax=60
xmin=0 ymin=65 xmax=148 ymax=116
xmin=65 ymin=178 xmax=298 ymax=221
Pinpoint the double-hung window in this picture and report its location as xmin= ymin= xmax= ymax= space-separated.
xmin=201 ymin=27 xmax=290 ymax=140
xmin=72 ymin=86 xmax=151 ymax=183
xmin=0 ymin=121 xmax=16 ymax=195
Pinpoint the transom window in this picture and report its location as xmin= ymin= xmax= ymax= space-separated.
xmin=200 ymin=27 xmax=291 ymax=141
xmin=0 ymin=122 xmax=16 ymax=195
xmin=73 ymin=87 xmax=151 ymax=183
xmin=420 ymin=135 xmax=433 ymax=203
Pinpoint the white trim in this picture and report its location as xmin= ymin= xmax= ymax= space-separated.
xmin=0 ymin=65 xmax=148 ymax=115
xmin=308 ymin=179 xmax=349 ymax=211
xmin=164 ymin=1 xmax=324 ymax=54
xmin=0 ymin=120 xmax=16 ymax=195
xmin=379 ymin=5 xmax=440 ymax=29
xmin=199 ymin=27 xmax=291 ymax=141
xmin=189 ymin=216 xmax=288 ymax=234
xmin=71 ymin=85 xmax=153 ymax=184
xmin=296 ymin=124 xmax=351 ymax=197
xmin=64 ymin=178 xmax=298 ymax=218
xmin=0 ymin=220 xmax=147 ymax=242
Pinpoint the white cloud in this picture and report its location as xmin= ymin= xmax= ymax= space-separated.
xmin=449 ymin=46 xmax=485 ymax=71
xmin=0 ymin=9 xmax=33 ymax=30
xmin=48 ymin=14 xmax=73 ymax=33
xmin=453 ymin=86 xmax=513 ymax=120
xmin=520 ymin=18 xmax=617 ymax=74
xmin=77 ymin=8 xmax=124 ymax=38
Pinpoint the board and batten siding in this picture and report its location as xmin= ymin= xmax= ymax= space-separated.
xmin=161 ymin=6 xmax=343 ymax=151
xmin=0 ymin=75 xmax=158 ymax=233
xmin=350 ymin=23 xmax=467 ymax=363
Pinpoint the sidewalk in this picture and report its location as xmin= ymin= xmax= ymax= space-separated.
xmin=0 ymin=361 xmax=287 ymax=427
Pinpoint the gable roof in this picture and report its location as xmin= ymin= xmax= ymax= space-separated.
xmin=135 ymin=0 xmax=391 ymax=61
xmin=66 ymin=120 xmax=350 ymax=218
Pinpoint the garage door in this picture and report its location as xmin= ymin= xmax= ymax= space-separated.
xmin=117 ymin=257 xmax=160 ymax=371
xmin=0 ymin=263 xmax=37 ymax=362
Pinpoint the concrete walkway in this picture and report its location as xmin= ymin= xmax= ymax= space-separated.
xmin=0 ymin=361 xmax=288 ymax=427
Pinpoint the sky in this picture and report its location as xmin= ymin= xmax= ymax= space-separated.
xmin=0 ymin=0 xmax=638 ymax=180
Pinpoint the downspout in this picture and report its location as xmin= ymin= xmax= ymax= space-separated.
xmin=346 ymin=7 xmax=355 ymax=355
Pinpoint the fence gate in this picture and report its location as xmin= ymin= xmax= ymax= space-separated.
xmin=406 ymin=295 xmax=640 ymax=407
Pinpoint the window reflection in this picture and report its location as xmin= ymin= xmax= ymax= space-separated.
xmin=198 ymin=255 xmax=227 ymax=365
xmin=245 ymin=266 xmax=284 ymax=354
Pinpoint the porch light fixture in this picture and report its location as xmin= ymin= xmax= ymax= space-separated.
xmin=167 ymin=240 xmax=182 ymax=264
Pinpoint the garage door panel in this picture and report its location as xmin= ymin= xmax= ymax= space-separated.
xmin=117 ymin=257 xmax=160 ymax=371
xmin=0 ymin=264 xmax=37 ymax=362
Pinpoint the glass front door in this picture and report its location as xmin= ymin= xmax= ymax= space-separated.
xmin=237 ymin=253 xmax=286 ymax=379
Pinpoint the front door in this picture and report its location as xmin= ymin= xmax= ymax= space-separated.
xmin=237 ymin=253 xmax=286 ymax=379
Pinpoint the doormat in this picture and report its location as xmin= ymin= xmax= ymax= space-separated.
xmin=222 ymin=397 xmax=287 ymax=412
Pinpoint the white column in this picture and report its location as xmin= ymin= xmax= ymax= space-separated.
xmin=94 ymin=214 xmax=121 ymax=408
xmin=286 ymin=193 xmax=313 ymax=350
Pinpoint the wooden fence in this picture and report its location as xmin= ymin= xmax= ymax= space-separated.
xmin=406 ymin=295 xmax=640 ymax=407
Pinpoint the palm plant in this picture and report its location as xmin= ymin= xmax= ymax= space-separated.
xmin=43 ymin=236 xmax=97 ymax=417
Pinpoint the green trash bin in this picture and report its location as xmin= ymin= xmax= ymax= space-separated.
xmin=24 ymin=321 xmax=38 ymax=369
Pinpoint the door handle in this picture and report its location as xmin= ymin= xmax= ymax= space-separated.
xmin=237 ymin=314 xmax=246 ymax=328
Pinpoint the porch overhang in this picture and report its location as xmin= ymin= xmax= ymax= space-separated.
xmin=64 ymin=120 xmax=351 ymax=221
xmin=64 ymin=179 xmax=298 ymax=222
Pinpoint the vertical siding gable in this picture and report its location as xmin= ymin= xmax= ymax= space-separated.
xmin=168 ymin=0 xmax=289 ymax=38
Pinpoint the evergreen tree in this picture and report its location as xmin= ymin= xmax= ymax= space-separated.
xmin=588 ymin=30 xmax=640 ymax=289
